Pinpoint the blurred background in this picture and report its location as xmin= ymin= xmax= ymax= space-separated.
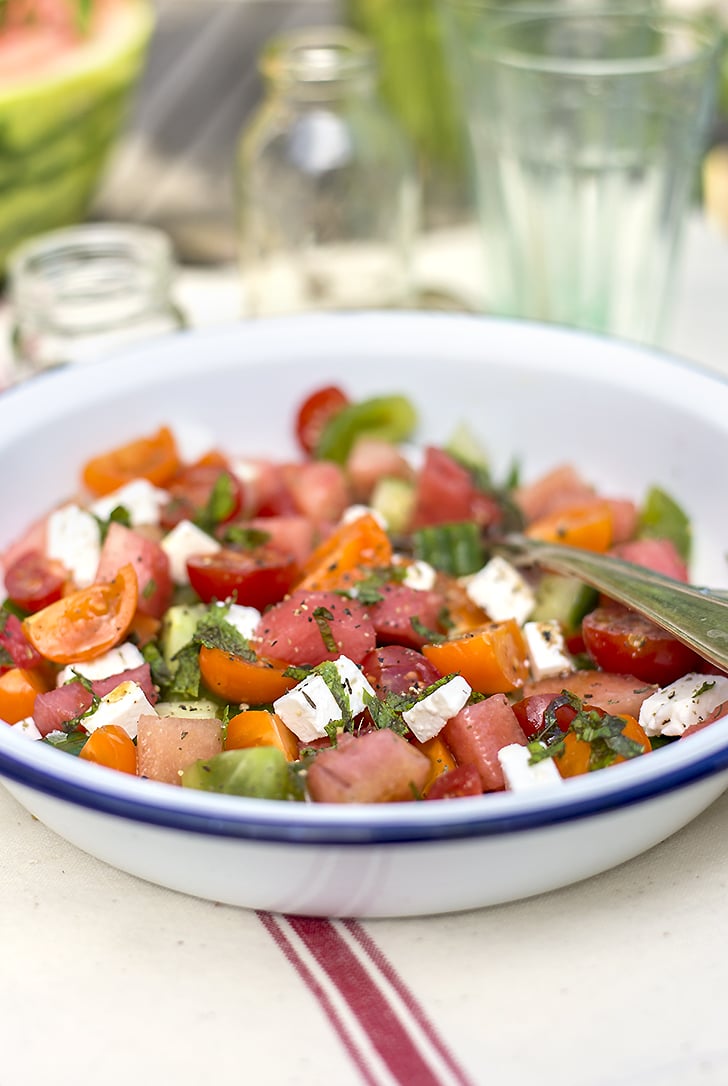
xmin=90 ymin=0 xmax=725 ymax=268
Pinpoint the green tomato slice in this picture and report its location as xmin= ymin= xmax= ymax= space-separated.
xmin=314 ymin=394 xmax=418 ymax=463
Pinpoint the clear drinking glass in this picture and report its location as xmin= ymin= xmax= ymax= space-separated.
xmin=235 ymin=26 xmax=419 ymax=317
xmin=439 ymin=5 xmax=722 ymax=344
xmin=9 ymin=223 xmax=185 ymax=379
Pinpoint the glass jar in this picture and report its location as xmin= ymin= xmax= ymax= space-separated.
xmin=8 ymin=223 xmax=186 ymax=380
xmin=235 ymin=26 xmax=419 ymax=317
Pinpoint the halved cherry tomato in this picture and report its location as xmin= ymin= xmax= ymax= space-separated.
xmin=160 ymin=464 xmax=244 ymax=531
xmin=82 ymin=426 xmax=181 ymax=497
xmin=4 ymin=551 xmax=67 ymax=613
xmin=295 ymin=512 xmax=392 ymax=592
xmin=414 ymin=735 xmax=458 ymax=794
xmin=295 ymin=385 xmax=349 ymax=456
xmin=224 ymin=709 xmax=299 ymax=760
xmin=187 ymin=545 xmax=299 ymax=609
xmin=79 ymin=724 xmax=137 ymax=775
xmin=22 ymin=564 xmax=139 ymax=664
xmin=581 ymin=604 xmax=701 ymax=686
xmin=525 ymin=500 xmax=613 ymax=552
xmin=199 ymin=646 xmax=297 ymax=704
xmin=0 ymin=667 xmax=53 ymax=723
xmin=423 ymin=620 xmax=530 ymax=695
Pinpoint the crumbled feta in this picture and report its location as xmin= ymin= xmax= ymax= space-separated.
xmin=340 ymin=504 xmax=387 ymax=529
xmin=273 ymin=656 xmax=376 ymax=743
xmin=89 ymin=479 xmax=170 ymax=527
xmin=46 ymin=503 xmax=101 ymax=588
xmin=523 ymin=620 xmax=572 ymax=680
xmin=83 ymin=681 xmax=158 ymax=740
xmin=639 ymin=672 xmax=728 ymax=737
xmin=498 ymin=743 xmax=563 ymax=791
xmin=401 ymin=559 xmax=437 ymax=593
xmin=402 ymin=675 xmax=471 ymax=743
xmin=216 ymin=602 xmax=261 ymax=640
xmin=464 ymin=556 xmax=535 ymax=625
xmin=10 ymin=717 xmax=42 ymax=740
xmin=56 ymin=642 xmax=145 ymax=687
xmin=230 ymin=459 xmax=262 ymax=486
xmin=161 ymin=519 xmax=221 ymax=584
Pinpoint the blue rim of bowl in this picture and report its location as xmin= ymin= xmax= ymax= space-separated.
xmin=2 ymin=730 xmax=728 ymax=844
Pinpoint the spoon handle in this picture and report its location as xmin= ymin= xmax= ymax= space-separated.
xmin=497 ymin=535 xmax=728 ymax=674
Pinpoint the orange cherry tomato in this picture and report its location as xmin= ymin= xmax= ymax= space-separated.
xmin=225 ymin=709 xmax=299 ymax=761
xmin=79 ymin=724 xmax=137 ymax=775
xmin=555 ymin=713 xmax=651 ymax=778
xmin=22 ymin=564 xmax=139 ymax=664
xmin=525 ymin=500 xmax=614 ymax=552
xmin=199 ymin=646 xmax=297 ymax=704
xmin=0 ymin=667 xmax=53 ymax=724
xmin=413 ymin=735 xmax=458 ymax=795
xmin=295 ymin=512 xmax=392 ymax=592
xmin=423 ymin=620 xmax=530 ymax=695
xmin=81 ymin=426 xmax=181 ymax=497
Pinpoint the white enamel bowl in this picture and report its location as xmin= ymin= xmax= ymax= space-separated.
xmin=2 ymin=312 xmax=728 ymax=918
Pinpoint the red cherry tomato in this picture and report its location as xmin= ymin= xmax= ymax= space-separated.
xmin=161 ymin=465 xmax=243 ymax=530
xmin=361 ymin=645 xmax=441 ymax=698
xmin=581 ymin=604 xmax=701 ymax=686
xmin=4 ymin=552 xmax=67 ymax=613
xmin=186 ymin=546 xmax=299 ymax=609
xmin=295 ymin=385 xmax=349 ymax=456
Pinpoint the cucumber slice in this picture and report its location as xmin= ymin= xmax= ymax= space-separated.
xmin=531 ymin=573 xmax=598 ymax=635
xmin=155 ymin=698 xmax=222 ymax=720
xmin=370 ymin=476 xmax=416 ymax=533
xmin=445 ymin=420 xmax=490 ymax=474
xmin=160 ymin=603 xmax=206 ymax=668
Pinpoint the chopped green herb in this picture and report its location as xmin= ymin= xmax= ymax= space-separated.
xmin=312 ymin=606 xmax=338 ymax=653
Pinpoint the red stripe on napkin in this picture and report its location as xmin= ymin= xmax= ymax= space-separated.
xmin=258 ymin=912 xmax=379 ymax=1086
xmin=259 ymin=913 xmax=475 ymax=1086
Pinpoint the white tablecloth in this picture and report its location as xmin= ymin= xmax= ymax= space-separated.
xmin=3 ymin=217 xmax=728 ymax=1086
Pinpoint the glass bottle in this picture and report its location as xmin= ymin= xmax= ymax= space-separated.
xmin=235 ymin=26 xmax=419 ymax=317
xmin=8 ymin=223 xmax=186 ymax=380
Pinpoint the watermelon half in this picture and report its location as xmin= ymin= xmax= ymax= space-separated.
xmin=0 ymin=0 xmax=154 ymax=270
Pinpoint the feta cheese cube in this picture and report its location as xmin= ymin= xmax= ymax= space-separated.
xmin=83 ymin=681 xmax=157 ymax=740
xmin=46 ymin=503 xmax=101 ymax=588
xmin=402 ymin=675 xmax=471 ymax=743
xmin=89 ymin=479 xmax=170 ymax=527
xmin=401 ymin=559 xmax=437 ymax=593
xmin=57 ymin=642 xmax=145 ymax=687
xmin=273 ymin=656 xmax=377 ymax=743
xmin=498 ymin=743 xmax=563 ymax=791
xmin=333 ymin=655 xmax=376 ymax=716
xmin=340 ymin=505 xmax=387 ymax=529
xmin=523 ymin=620 xmax=572 ymax=680
xmin=216 ymin=602 xmax=261 ymax=640
xmin=465 ymin=556 xmax=535 ymax=625
xmin=639 ymin=672 xmax=728 ymax=737
xmin=10 ymin=717 xmax=42 ymax=740
xmin=161 ymin=519 xmax=221 ymax=584
xmin=274 ymin=673 xmax=342 ymax=743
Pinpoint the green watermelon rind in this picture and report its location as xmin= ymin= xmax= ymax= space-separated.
xmin=0 ymin=0 xmax=154 ymax=268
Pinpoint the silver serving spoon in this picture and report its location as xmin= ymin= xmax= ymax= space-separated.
xmin=496 ymin=535 xmax=728 ymax=673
